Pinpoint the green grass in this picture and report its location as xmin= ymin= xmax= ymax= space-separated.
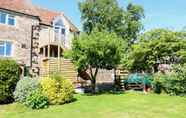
xmin=1 ymin=92 xmax=186 ymax=118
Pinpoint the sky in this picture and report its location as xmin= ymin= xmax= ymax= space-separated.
xmin=32 ymin=0 xmax=186 ymax=32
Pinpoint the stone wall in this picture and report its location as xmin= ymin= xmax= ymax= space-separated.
xmin=0 ymin=10 xmax=39 ymax=67
xmin=0 ymin=10 xmax=77 ymax=77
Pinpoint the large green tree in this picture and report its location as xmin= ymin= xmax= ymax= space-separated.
xmin=124 ymin=29 xmax=186 ymax=72
xmin=79 ymin=0 xmax=144 ymax=44
xmin=72 ymin=30 xmax=125 ymax=93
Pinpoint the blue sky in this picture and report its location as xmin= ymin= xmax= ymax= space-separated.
xmin=32 ymin=0 xmax=186 ymax=31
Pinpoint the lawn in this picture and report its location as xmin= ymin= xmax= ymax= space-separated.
xmin=1 ymin=92 xmax=186 ymax=118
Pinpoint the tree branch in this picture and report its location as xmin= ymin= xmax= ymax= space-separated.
xmin=89 ymin=66 xmax=94 ymax=78
xmin=94 ymin=68 xmax=99 ymax=78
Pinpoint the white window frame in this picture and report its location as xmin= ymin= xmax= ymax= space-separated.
xmin=0 ymin=41 xmax=12 ymax=57
xmin=53 ymin=17 xmax=66 ymax=36
xmin=0 ymin=12 xmax=16 ymax=26
xmin=53 ymin=17 xmax=67 ymax=47
xmin=54 ymin=25 xmax=66 ymax=36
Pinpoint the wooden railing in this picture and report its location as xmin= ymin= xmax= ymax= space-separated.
xmin=39 ymin=28 xmax=65 ymax=48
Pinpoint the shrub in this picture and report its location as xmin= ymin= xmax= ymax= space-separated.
xmin=25 ymin=89 xmax=48 ymax=109
xmin=40 ymin=77 xmax=56 ymax=104
xmin=166 ymin=65 xmax=186 ymax=95
xmin=153 ymin=64 xmax=186 ymax=96
xmin=0 ymin=59 xmax=20 ymax=104
xmin=14 ymin=77 xmax=40 ymax=103
xmin=63 ymin=50 xmax=73 ymax=59
xmin=152 ymin=73 xmax=167 ymax=94
xmin=40 ymin=75 xmax=74 ymax=105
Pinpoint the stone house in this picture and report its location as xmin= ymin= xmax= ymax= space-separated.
xmin=0 ymin=0 xmax=79 ymax=78
xmin=0 ymin=0 xmax=116 ymax=89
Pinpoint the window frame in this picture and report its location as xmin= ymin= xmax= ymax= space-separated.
xmin=54 ymin=25 xmax=66 ymax=36
xmin=0 ymin=11 xmax=16 ymax=26
xmin=0 ymin=12 xmax=7 ymax=24
xmin=53 ymin=17 xmax=66 ymax=36
xmin=7 ymin=14 xmax=16 ymax=26
xmin=0 ymin=41 xmax=12 ymax=57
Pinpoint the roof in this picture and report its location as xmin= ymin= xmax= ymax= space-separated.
xmin=35 ymin=6 xmax=60 ymax=26
xmin=0 ymin=0 xmax=38 ymax=16
xmin=0 ymin=0 xmax=79 ymax=32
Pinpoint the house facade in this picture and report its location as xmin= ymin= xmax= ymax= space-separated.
xmin=0 ymin=0 xmax=79 ymax=77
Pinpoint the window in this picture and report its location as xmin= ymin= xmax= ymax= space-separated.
xmin=8 ymin=15 xmax=15 ymax=25
xmin=0 ymin=12 xmax=6 ymax=24
xmin=54 ymin=26 xmax=66 ymax=36
xmin=0 ymin=12 xmax=16 ymax=26
xmin=54 ymin=19 xmax=66 ymax=36
xmin=61 ymin=28 xmax=65 ymax=35
xmin=0 ymin=41 xmax=12 ymax=57
xmin=54 ymin=26 xmax=60 ymax=33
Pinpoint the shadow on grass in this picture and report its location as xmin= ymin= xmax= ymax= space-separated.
xmin=67 ymin=97 xmax=78 ymax=104
xmin=82 ymin=82 xmax=125 ymax=96
xmin=83 ymin=90 xmax=125 ymax=96
xmin=0 ymin=98 xmax=14 ymax=105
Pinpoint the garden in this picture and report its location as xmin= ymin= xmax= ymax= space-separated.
xmin=1 ymin=92 xmax=186 ymax=118
xmin=1 ymin=0 xmax=186 ymax=118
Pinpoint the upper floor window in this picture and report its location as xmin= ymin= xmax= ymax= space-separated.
xmin=54 ymin=19 xmax=66 ymax=35
xmin=0 ymin=13 xmax=6 ymax=24
xmin=8 ymin=15 xmax=15 ymax=25
xmin=54 ymin=26 xmax=66 ymax=35
xmin=0 ymin=41 xmax=12 ymax=57
xmin=0 ymin=12 xmax=16 ymax=26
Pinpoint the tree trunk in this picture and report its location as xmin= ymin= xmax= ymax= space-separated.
xmin=91 ymin=78 xmax=96 ymax=94
xmin=89 ymin=67 xmax=98 ymax=94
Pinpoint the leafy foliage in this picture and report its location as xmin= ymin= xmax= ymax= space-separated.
xmin=124 ymin=29 xmax=186 ymax=71
xmin=125 ymin=3 xmax=144 ymax=44
xmin=40 ymin=75 xmax=74 ymax=105
xmin=0 ymin=59 xmax=20 ymax=104
xmin=72 ymin=30 xmax=124 ymax=71
xmin=79 ymin=0 xmax=144 ymax=43
xmin=152 ymin=73 xmax=168 ymax=94
xmin=78 ymin=0 xmax=144 ymax=92
xmin=63 ymin=50 xmax=73 ymax=59
xmin=25 ymin=89 xmax=48 ymax=109
xmin=14 ymin=77 xmax=40 ymax=103
xmin=72 ymin=30 xmax=124 ymax=93
xmin=153 ymin=64 xmax=186 ymax=95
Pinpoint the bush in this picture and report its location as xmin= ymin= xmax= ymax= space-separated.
xmin=152 ymin=73 xmax=167 ymax=94
xmin=0 ymin=59 xmax=20 ymax=104
xmin=153 ymin=64 xmax=186 ymax=96
xmin=40 ymin=75 xmax=74 ymax=105
xmin=63 ymin=50 xmax=73 ymax=59
xmin=25 ymin=89 xmax=48 ymax=109
xmin=166 ymin=65 xmax=186 ymax=95
xmin=14 ymin=77 xmax=40 ymax=103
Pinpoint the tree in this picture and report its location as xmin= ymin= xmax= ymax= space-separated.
xmin=124 ymin=29 xmax=186 ymax=72
xmin=72 ymin=30 xmax=125 ymax=93
xmin=79 ymin=0 xmax=144 ymax=44
xmin=125 ymin=3 xmax=144 ymax=44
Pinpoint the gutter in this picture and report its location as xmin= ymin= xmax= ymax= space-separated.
xmin=0 ymin=8 xmax=40 ymax=20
